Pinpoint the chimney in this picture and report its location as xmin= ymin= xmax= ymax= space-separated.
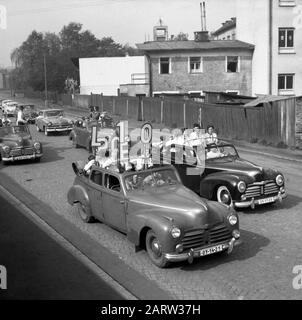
xmin=194 ymin=31 xmax=209 ymax=42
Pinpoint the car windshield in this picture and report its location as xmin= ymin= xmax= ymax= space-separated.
xmin=124 ymin=169 xmax=179 ymax=191
xmin=206 ymin=145 xmax=238 ymax=160
xmin=0 ymin=125 xmax=30 ymax=137
xmin=45 ymin=110 xmax=63 ymax=117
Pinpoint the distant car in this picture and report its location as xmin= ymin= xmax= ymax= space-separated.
xmin=21 ymin=104 xmax=39 ymax=124
xmin=154 ymin=142 xmax=286 ymax=209
xmin=0 ymin=125 xmax=43 ymax=164
xmin=3 ymin=101 xmax=18 ymax=117
xmin=0 ymin=99 xmax=13 ymax=111
xmin=69 ymin=116 xmax=116 ymax=152
xmin=35 ymin=109 xmax=74 ymax=136
xmin=67 ymin=163 xmax=241 ymax=268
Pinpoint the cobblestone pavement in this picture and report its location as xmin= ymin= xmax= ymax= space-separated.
xmin=1 ymin=123 xmax=302 ymax=300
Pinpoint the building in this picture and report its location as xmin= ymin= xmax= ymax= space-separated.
xmin=136 ymin=31 xmax=254 ymax=96
xmin=78 ymin=56 xmax=149 ymax=96
xmin=212 ymin=18 xmax=237 ymax=40
xmin=236 ymin=0 xmax=302 ymax=96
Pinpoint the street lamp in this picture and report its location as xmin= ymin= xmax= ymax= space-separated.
xmin=43 ymin=54 xmax=48 ymax=107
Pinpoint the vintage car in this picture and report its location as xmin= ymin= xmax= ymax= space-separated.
xmin=35 ymin=108 xmax=74 ymax=135
xmin=0 ymin=125 xmax=43 ymax=164
xmin=69 ymin=115 xmax=116 ymax=152
xmin=67 ymin=163 xmax=241 ymax=268
xmin=3 ymin=101 xmax=18 ymax=117
xmin=22 ymin=104 xmax=39 ymax=124
xmin=154 ymin=143 xmax=286 ymax=209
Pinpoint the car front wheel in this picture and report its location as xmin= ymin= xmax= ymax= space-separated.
xmin=145 ymin=230 xmax=169 ymax=268
xmin=76 ymin=202 xmax=94 ymax=223
xmin=216 ymin=186 xmax=233 ymax=206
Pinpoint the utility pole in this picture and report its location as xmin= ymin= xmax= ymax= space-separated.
xmin=43 ymin=54 xmax=48 ymax=107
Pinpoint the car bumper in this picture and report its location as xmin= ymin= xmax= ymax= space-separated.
xmin=2 ymin=153 xmax=43 ymax=162
xmin=164 ymin=238 xmax=242 ymax=263
xmin=46 ymin=127 xmax=73 ymax=132
xmin=234 ymin=191 xmax=287 ymax=209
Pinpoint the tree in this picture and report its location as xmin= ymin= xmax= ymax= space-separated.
xmin=172 ymin=32 xmax=189 ymax=41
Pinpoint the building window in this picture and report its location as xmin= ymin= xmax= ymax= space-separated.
xmin=226 ymin=56 xmax=240 ymax=73
xmin=189 ymin=57 xmax=202 ymax=73
xmin=279 ymin=28 xmax=294 ymax=48
xmin=159 ymin=57 xmax=170 ymax=74
xmin=279 ymin=0 xmax=296 ymax=6
xmin=278 ymin=74 xmax=294 ymax=94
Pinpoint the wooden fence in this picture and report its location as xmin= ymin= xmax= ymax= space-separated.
xmin=60 ymin=93 xmax=296 ymax=147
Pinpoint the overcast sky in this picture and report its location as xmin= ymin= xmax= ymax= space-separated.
xmin=0 ymin=0 xmax=236 ymax=68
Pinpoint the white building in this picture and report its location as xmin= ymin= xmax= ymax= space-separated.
xmin=79 ymin=56 xmax=149 ymax=96
xmin=236 ymin=0 xmax=302 ymax=96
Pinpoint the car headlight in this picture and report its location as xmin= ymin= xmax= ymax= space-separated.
xmin=69 ymin=120 xmax=74 ymax=124
xmin=3 ymin=145 xmax=10 ymax=154
xmin=276 ymin=174 xmax=284 ymax=186
xmin=47 ymin=122 xmax=52 ymax=126
xmin=171 ymin=227 xmax=181 ymax=239
xmin=228 ymin=215 xmax=238 ymax=226
xmin=237 ymin=181 xmax=246 ymax=193
xmin=34 ymin=142 xmax=41 ymax=150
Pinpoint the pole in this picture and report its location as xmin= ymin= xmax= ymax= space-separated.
xmin=44 ymin=54 xmax=48 ymax=107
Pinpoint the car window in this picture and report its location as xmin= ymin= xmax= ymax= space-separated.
xmin=104 ymin=174 xmax=121 ymax=192
xmin=90 ymin=170 xmax=103 ymax=186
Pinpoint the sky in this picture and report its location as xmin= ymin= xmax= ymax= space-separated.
xmin=0 ymin=0 xmax=236 ymax=68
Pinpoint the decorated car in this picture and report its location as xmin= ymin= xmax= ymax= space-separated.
xmin=35 ymin=108 xmax=74 ymax=135
xmin=3 ymin=101 xmax=18 ymax=117
xmin=154 ymin=143 xmax=286 ymax=209
xmin=69 ymin=114 xmax=116 ymax=152
xmin=0 ymin=125 xmax=43 ymax=164
xmin=67 ymin=163 xmax=241 ymax=268
xmin=22 ymin=104 xmax=39 ymax=124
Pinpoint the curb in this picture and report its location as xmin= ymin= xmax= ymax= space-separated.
xmin=0 ymin=172 xmax=173 ymax=300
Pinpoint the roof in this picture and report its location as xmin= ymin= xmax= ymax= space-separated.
xmin=212 ymin=18 xmax=236 ymax=36
xmin=244 ymin=95 xmax=296 ymax=107
xmin=136 ymin=39 xmax=254 ymax=52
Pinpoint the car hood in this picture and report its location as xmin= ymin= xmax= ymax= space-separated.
xmin=206 ymin=157 xmax=279 ymax=182
xmin=0 ymin=134 xmax=33 ymax=147
xmin=128 ymin=185 xmax=229 ymax=227
xmin=45 ymin=117 xmax=71 ymax=125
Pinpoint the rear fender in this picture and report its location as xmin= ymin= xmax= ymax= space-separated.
xmin=67 ymin=183 xmax=90 ymax=207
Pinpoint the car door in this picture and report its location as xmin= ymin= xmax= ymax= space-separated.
xmin=87 ymin=169 xmax=104 ymax=221
xmin=102 ymin=172 xmax=127 ymax=232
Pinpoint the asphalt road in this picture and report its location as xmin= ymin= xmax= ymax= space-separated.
xmin=0 ymin=192 xmax=124 ymax=300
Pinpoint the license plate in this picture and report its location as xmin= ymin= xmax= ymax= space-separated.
xmin=258 ymin=197 xmax=275 ymax=205
xmin=199 ymin=244 xmax=225 ymax=257
xmin=15 ymin=155 xmax=34 ymax=160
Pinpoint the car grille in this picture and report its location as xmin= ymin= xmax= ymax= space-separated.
xmin=244 ymin=180 xmax=279 ymax=199
xmin=50 ymin=124 xmax=70 ymax=128
xmin=181 ymin=225 xmax=232 ymax=251
xmin=10 ymin=148 xmax=34 ymax=156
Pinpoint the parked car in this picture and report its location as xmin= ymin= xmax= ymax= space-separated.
xmin=69 ymin=116 xmax=116 ymax=152
xmin=0 ymin=125 xmax=43 ymax=164
xmin=67 ymin=163 xmax=241 ymax=267
xmin=21 ymin=104 xmax=39 ymax=124
xmin=0 ymin=99 xmax=13 ymax=111
xmin=35 ymin=109 xmax=74 ymax=135
xmin=153 ymin=142 xmax=286 ymax=209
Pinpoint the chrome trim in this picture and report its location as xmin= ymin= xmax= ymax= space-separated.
xmin=2 ymin=153 xmax=43 ymax=161
xmin=234 ymin=191 xmax=286 ymax=209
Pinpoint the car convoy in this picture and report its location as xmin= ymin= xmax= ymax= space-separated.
xmin=0 ymin=100 xmax=287 ymax=268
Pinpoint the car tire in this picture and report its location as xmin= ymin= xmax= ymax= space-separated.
xmin=145 ymin=230 xmax=169 ymax=268
xmin=76 ymin=202 xmax=94 ymax=223
xmin=34 ymin=157 xmax=41 ymax=163
xmin=216 ymin=186 xmax=233 ymax=206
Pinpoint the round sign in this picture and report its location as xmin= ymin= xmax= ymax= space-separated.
xmin=140 ymin=122 xmax=152 ymax=144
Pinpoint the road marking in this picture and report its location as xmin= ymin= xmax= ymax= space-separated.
xmin=0 ymin=185 xmax=137 ymax=300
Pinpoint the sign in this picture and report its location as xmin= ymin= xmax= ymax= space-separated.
xmin=141 ymin=122 xmax=152 ymax=165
